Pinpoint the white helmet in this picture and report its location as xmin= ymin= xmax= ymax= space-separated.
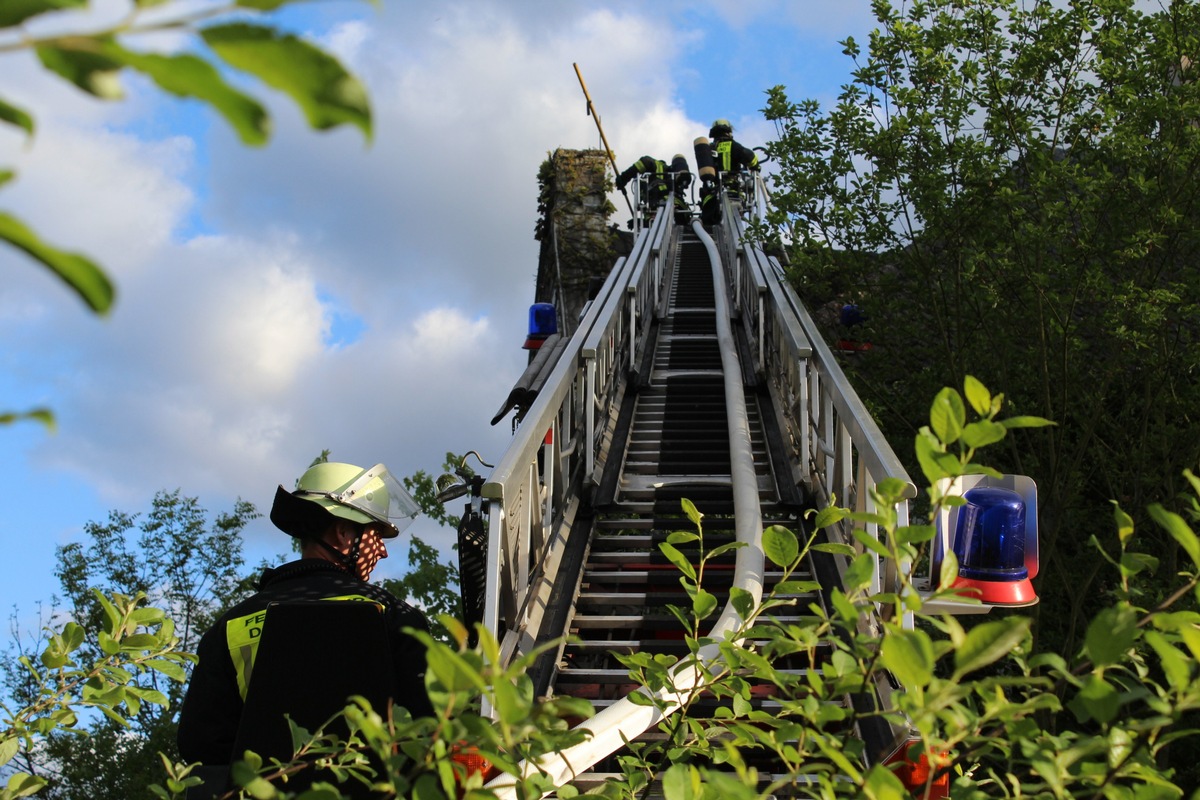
xmin=271 ymin=462 xmax=420 ymax=539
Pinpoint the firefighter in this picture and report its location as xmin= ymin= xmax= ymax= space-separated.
xmin=707 ymin=118 xmax=759 ymax=179
xmin=176 ymin=461 xmax=434 ymax=772
xmin=694 ymin=119 xmax=759 ymax=225
xmin=615 ymin=153 xmax=693 ymax=222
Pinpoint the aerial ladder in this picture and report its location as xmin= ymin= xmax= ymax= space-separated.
xmin=441 ymin=166 xmax=1023 ymax=794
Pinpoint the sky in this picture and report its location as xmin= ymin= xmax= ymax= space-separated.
xmin=0 ymin=0 xmax=878 ymax=631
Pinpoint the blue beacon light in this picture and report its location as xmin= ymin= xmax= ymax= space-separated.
xmin=951 ymin=485 xmax=1038 ymax=605
xmin=523 ymin=303 xmax=558 ymax=350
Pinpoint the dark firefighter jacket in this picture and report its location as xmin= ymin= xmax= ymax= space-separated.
xmin=176 ymin=558 xmax=433 ymax=765
xmin=615 ymin=155 xmax=692 ymax=204
xmin=710 ymin=138 xmax=758 ymax=175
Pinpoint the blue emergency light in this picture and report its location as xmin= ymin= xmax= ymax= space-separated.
xmin=523 ymin=303 xmax=558 ymax=350
xmin=950 ymin=483 xmax=1038 ymax=606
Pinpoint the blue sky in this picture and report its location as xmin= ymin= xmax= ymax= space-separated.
xmin=0 ymin=0 xmax=878 ymax=630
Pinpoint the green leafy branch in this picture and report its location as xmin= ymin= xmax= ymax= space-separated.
xmin=2 ymin=0 xmax=374 ymax=431
xmin=0 ymin=590 xmax=193 ymax=800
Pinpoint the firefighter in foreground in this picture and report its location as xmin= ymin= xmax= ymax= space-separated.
xmin=177 ymin=461 xmax=434 ymax=772
xmin=614 ymin=153 xmax=693 ymax=223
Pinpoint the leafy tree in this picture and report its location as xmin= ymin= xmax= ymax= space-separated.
xmin=0 ymin=592 xmax=193 ymax=800
xmin=120 ymin=377 xmax=1200 ymax=800
xmin=0 ymin=491 xmax=259 ymax=800
xmin=1 ymin=0 xmax=372 ymax=429
xmin=761 ymin=0 xmax=1200 ymax=663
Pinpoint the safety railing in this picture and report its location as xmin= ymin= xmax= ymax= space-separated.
xmin=480 ymin=204 xmax=672 ymax=666
xmin=722 ymin=185 xmax=918 ymax=621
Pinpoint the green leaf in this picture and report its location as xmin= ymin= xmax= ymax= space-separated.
xmin=5 ymin=771 xmax=48 ymax=799
xmin=880 ymin=628 xmax=934 ymax=689
xmin=1086 ymin=604 xmax=1138 ymax=667
xmin=1111 ymin=501 xmax=1135 ymax=545
xmin=963 ymin=375 xmax=991 ymax=415
xmin=425 ymin=646 xmax=485 ymax=693
xmin=953 ymin=618 xmax=1030 ymax=678
xmin=99 ymin=46 xmax=270 ymax=146
xmin=201 ymin=22 xmax=371 ymax=140
xmin=763 ymin=524 xmax=799 ymax=567
xmin=843 ymin=552 xmax=875 ymax=591
xmin=0 ymin=736 xmax=18 ymax=768
xmin=119 ymin=633 xmax=161 ymax=650
xmin=938 ymin=549 xmax=960 ymax=591
xmin=0 ymin=212 xmax=115 ymax=313
xmin=812 ymin=541 xmax=855 ymax=556
xmin=1148 ymin=503 xmax=1200 ymax=570
xmin=492 ymin=676 xmax=532 ymax=726
xmin=0 ymin=0 xmax=85 ymax=27
xmin=960 ymin=420 xmax=1007 ymax=449
xmin=929 ymin=387 xmax=965 ymax=445
xmin=658 ymin=542 xmax=697 ymax=581
xmin=692 ymin=588 xmax=718 ymax=619
xmin=863 ymin=762 xmax=908 ymax=799
xmin=97 ymin=630 xmax=120 ymax=656
xmin=35 ymin=41 xmax=125 ymax=99
xmin=1144 ymin=630 xmax=1190 ymax=692
xmin=0 ymin=98 xmax=34 ymax=136
xmin=230 ymin=760 xmax=276 ymax=799
xmin=728 ymin=586 xmax=755 ymax=619
xmin=127 ymin=686 xmax=169 ymax=707
xmin=896 ymin=523 xmax=935 ymax=545
xmin=661 ymin=763 xmax=697 ymax=800
xmin=666 ymin=530 xmax=699 ymax=545
xmin=811 ymin=505 xmax=848 ymax=529
xmin=915 ymin=429 xmax=961 ymax=483
xmin=1069 ymin=673 xmax=1120 ymax=724
xmin=999 ymin=415 xmax=1056 ymax=429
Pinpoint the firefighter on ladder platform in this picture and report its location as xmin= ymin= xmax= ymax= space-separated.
xmin=694 ymin=118 xmax=759 ymax=225
xmin=615 ymin=153 xmax=693 ymax=224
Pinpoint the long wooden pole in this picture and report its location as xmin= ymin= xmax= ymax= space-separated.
xmin=573 ymin=63 xmax=635 ymax=219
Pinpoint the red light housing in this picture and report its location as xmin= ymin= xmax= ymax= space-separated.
xmin=885 ymin=741 xmax=949 ymax=798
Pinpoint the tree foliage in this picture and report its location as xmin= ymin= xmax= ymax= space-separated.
xmin=0 ymin=492 xmax=258 ymax=800
xmin=0 ymin=592 xmax=193 ymax=800
xmin=762 ymin=0 xmax=1200 ymax=660
xmin=6 ymin=380 xmax=1200 ymax=798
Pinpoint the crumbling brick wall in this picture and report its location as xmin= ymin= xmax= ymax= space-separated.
xmin=534 ymin=148 xmax=628 ymax=337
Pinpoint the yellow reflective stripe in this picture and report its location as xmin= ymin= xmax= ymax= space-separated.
xmin=225 ymin=595 xmax=383 ymax=700
xmin=717 ymin=141 xmax=733 ymax=171
xmin=226 ymin=609 xmax=268 ymax=700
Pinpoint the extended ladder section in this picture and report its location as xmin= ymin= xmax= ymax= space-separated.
xmin=480 ymin=182 xmax=918 ymax=794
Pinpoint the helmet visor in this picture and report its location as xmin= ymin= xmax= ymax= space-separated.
xmin=295 ymin=463 xmax=420 ymax=538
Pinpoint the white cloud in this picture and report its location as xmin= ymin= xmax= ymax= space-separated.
xmin=1 ymin=0 xmax=806 ymax=605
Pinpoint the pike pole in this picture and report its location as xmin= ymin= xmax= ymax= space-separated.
xmin=573 ymin=63 xmax=635 ymax=220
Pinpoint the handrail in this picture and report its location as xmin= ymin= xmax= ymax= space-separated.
xmin=480 ymin=207 xmax=671 ymax=674
xmin=724 ymin=189 xmax=917 ymax=617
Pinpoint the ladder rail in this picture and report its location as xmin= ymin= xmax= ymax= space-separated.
xmin=480 ymin=209 xmax=671 ymax=673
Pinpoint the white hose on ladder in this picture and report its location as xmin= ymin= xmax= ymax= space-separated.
xmin=486 ymin=221 xmax=765 ymax=797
